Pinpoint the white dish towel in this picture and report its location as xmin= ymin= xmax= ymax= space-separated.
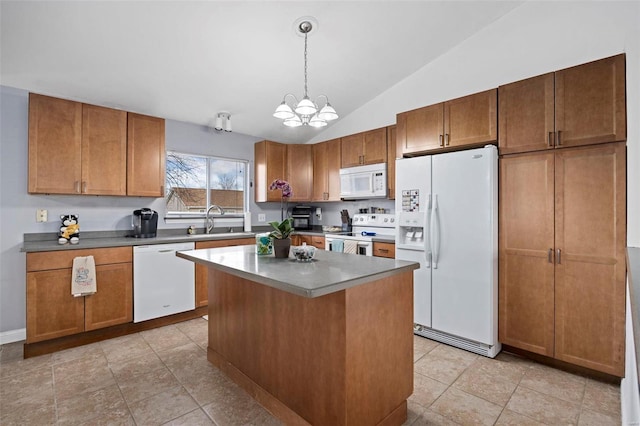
xmin=72 ymin=255 xmax=97 ymax=297
xmin=344 ymin=240 xmax=358 ymax=254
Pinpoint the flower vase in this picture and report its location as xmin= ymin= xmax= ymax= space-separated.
xmin=272 ymin=238 xmax=291 ymax=258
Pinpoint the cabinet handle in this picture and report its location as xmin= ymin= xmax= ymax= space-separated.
xmin=439 ymin=134 xmax=444 ymax=147
xmin=556 ymin=131 xmax=562 ymax=146
xmin=378 ymin=248 xmax=389 ymax=253
xmin=556 ymin=248 xmax=562 ymax=264
xmin=445 ymin=133 xmax=450 ymax=146
xmin=548 ymin=132 xmax=554 ymax=147
xmin=82 ymin=181 xmax=87 ymax=193
xmin=548 ymin=248 xmax=553 ymax=263
xmin=74 ymin=181 xmax=80 ymax=193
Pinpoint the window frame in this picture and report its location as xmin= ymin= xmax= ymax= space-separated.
xmin=165 ymin=150 xmax=250 ymax=220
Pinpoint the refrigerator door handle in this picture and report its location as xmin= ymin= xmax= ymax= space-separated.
xmin=425 ymin=194 xmax=432 ymax=268
xmin=431 ymin=194 xmax=440 ymax=269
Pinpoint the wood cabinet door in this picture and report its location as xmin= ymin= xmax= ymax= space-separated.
xmin=499 ymin=74 xmax=555 ymax=155
xmin=287 ymin=144 xmax=312 ymax=201
xmin=28 ymin=93 xmax=82 ymax=194
xmin=386 ymin=126 xmax=396 ymax=200
xmin=127 ymin=113 xmax=166 ymax=197
xmin=85 ymin=263 xmax=133 ymax=331
xmin=325 ymin=138 xmax=342 ymax=201
xmin=299 ymin=235 xmax=325 ymax=249
xmin=81 ymin=104 xmax=127 ymax=195
xmin=498 ymin=152 xmax=555 ymax=357
xmin=444 ymin=89 xmax=497 ymax=148
xmin=312 ymin=142 xmax=329 ymax=201
xmin=363 ymin=127 xmax=387 ymax=165
xmin=26 ymin=269 xmax=84 ymax=343
xmin=341 ymin=133 xmax=364 ymax=167
xmin=396 ymin=103 xmax=443 ymax=155
xmin=254 ymin=141 xmax=287 ymax=202
xmin=195 ymin=238 xmax=255 ymax=307
xmin=554 ymin=142 xmax=626 ymax=376
xmin=555 ymin=54 xmax=626 ymax=148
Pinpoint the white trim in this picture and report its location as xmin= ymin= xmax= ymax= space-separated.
xmin=0 ymin=328 xmax=26 ymax=345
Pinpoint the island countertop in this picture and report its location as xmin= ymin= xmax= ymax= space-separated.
xmin=177 ymin=244 xmax=418 ymax=298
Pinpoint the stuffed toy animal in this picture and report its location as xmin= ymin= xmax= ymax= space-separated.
xmin=58 ymin=214 xmax=80 ymax=245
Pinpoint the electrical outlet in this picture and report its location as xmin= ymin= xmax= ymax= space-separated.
xmin=258 ymin=213 xmax=266 ymax=222
xmin=36 ymin=209 xmax=48 ymax=223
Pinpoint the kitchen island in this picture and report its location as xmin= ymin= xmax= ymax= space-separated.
xmin=177 ymin=245 xmax=419 ymax=426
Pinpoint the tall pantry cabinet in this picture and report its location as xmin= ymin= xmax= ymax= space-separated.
xmin=498 ymin=54 xmax=627 ymax=377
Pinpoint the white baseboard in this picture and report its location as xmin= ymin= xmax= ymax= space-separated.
xmin=0 ymin=328 xmax=26 ymax=345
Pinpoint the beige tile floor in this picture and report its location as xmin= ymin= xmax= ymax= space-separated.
xmin=0 ymin=318 xmax=621 ymax=425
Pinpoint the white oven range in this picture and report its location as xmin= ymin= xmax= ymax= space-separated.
xmin=324 ymin=213 xmax=395 ymax=256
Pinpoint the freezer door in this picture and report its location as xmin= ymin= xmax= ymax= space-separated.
xmin=395 ymin=156 xmax=432 ymax=328
xmin=430 ymin=146 xmax=498 ymax=345
xmin=396 ymin=248 xmax=432 ymax=328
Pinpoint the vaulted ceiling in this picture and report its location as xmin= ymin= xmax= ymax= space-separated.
xmin=1 ymin=1 xmax=522 ymax=143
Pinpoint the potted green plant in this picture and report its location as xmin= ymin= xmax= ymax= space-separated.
xmin=269 ymin=217 xmax=294 ymax=258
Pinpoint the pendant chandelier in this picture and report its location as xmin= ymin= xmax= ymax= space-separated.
xmin=273 ymin=19 xmax=338 ymax=128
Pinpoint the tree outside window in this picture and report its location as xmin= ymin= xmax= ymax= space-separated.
xmin=165 ymin=151 xmax=247 ymax=215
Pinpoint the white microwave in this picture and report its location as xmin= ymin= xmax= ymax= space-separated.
xmin=339 ymin=163 xmax=387 ymax=199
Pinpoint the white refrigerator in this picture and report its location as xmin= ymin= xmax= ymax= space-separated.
xmin=395 ymin=145 xmax=500 ymax=357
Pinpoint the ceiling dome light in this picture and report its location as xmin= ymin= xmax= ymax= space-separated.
xmin=273 ymin=18 xmax=338 ymax=128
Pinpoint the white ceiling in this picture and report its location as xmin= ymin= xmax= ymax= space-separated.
xmin=1 ymin=1 xmax=522 ymax=144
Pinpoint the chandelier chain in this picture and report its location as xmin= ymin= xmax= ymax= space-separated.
xmin=303 ymin=31 xmax=308 ymax=99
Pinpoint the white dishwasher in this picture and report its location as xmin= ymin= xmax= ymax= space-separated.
xmin=133 ymin=242 xmax=195 ymax=323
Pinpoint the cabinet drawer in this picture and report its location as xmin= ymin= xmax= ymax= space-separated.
xmin=195 ymin=238 xmax=255 ymax=250
xmin=27 ymin=246 xmax=132 ymax=272
xmin=373 ymin=242 xmax=395 ymax=258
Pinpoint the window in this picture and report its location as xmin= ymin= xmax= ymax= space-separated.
xmin=165 ymin=151 xmax=248 ymax=217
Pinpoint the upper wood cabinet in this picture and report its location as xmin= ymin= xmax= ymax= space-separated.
xmin=255 ymin=140 xmax=287 ymax=202
xmin=82 ymin=104 xmax=127 ymax=195
xmin=286 ymin=144 xmax=313 ymax=202
xmin=397 ymin=89 xmax=497 ymax=156
xmin=28 ymin=93 xmax=165 ymax=197
xmin=386 ymin=126 xmax=396 ymax=200
xmin=499 ymin=54 xmax=626 ymax=155
xmin=127 ymin=113 xmax=166 ymax=197
xmin=499 ymin=142 xmax=626 ymax=376
xmin=340 ymin=127 xmax=387 ymax=167
xmin=28 ymin=94 xmax=83 ymax=194
xmin=313 ymin=138 xmax=341 ymax=202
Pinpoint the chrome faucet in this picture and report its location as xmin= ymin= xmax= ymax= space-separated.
xmin=205 ymin=204 xmax=225 ymax=234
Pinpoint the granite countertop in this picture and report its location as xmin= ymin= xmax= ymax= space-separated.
xmin=21 ymin=230 xmax=257 ymax=253
xmin=177 ymin=245 xmax=418 ymax=298
xmin=627 ymin=247 xmax=640 ymax=384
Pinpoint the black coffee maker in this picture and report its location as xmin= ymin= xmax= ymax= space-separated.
xmin=132 ymin=208 xmax=158 ymax=238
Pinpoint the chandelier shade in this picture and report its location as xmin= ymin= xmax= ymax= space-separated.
xmin=273 ymin=18 xmax=338 ymax=128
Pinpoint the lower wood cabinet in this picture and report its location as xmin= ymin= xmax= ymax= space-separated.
xmin=26 ymin=247 xmax=133 ymax=343
xmin=499 ymin=142 xmax=626 ymax=376
xmin=195 ymin=238 xmax=255 ymax=307
xmin=373 ymin=242 xmax=395 ymax=259
xmin=293 ymin=234 xmax=325 ymax=249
